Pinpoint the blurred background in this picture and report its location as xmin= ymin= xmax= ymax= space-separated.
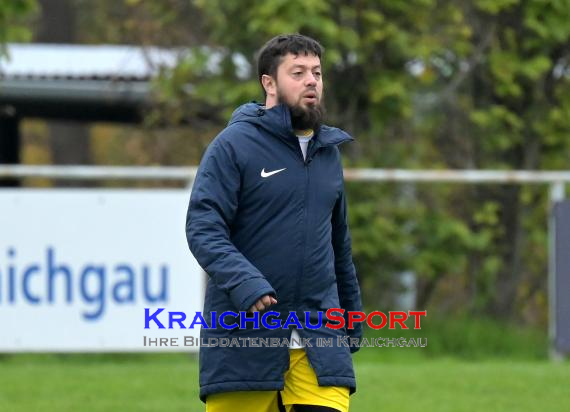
xmin=1 ymin=0 xmax=570 ymax=411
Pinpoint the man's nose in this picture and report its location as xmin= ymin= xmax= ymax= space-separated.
xmin=305 ymin=73 xmax=318 ymax=86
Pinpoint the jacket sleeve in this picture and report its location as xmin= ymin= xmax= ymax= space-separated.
xmin=186 ymin=133 xmax=276 ymax=312
xmin=331 ymin=172 xmax=364 ymax=353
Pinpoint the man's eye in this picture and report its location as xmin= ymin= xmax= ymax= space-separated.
xmin=314 ymin=72 xmax=321 ymax=77
xmin=292 ymin=72 xmax=302 ymax=76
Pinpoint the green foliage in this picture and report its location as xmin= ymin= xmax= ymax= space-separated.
xmin=0 ymin=0 xmax=36 ymax=56
xmin=474 ymin=0 xmax=519 ymax=15
xmin=25 ymin=0 xmax=570 ymax=324
xmin=148 ymin=0 xmax=569 ymax=323
xmin=361 ymin=314 xmax=547 ymax=360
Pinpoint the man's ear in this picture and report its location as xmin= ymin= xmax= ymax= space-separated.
xmin=261 ymin=74 xmax=276 ymax=97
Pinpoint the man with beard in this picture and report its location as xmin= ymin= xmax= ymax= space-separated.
xmin=186 ymin=34 xmax=362 ymax=412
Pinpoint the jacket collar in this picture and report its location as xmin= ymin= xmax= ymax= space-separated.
xmin=229 ymin=102 xmax=354 ymax=149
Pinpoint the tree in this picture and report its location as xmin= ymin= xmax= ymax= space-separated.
xmin=16 ymin=0 xmax=570 ymax=322
xmin=182 ymin=0 xmax=570 ymax=322
xmin=0 ymin=0 xmax=36 ymax=57
xmin=0 ymin=0 xmax=37 ymax=186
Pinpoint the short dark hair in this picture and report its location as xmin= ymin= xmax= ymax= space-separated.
xmin=257 ymin=34 xmax=324 ymax=93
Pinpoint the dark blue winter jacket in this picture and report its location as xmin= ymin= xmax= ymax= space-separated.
xmin=186 ymin=102 xmax=363 ymax=402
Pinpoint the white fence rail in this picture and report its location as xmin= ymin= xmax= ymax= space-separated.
xmin=2 ymin=164 xmax=570 ymax=185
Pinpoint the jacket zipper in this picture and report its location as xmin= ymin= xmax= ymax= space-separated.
xmin=294 ymin=139 xmax=313 ymax=309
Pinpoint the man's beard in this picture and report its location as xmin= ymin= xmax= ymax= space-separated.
xmin=277 ymin=91 xmax=325 ymax=131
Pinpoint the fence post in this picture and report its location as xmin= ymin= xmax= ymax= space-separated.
xmin=549 ymin=181 xmax=565 ymax=361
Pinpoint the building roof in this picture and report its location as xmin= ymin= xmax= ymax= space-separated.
xmin=0 ymin=43 xmax=180 ymax=81
xmin=0 ymin=43 xmax=183 ymax=122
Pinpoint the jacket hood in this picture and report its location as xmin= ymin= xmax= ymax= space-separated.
xmin=228 ymin=102 xmax=354 ymax=147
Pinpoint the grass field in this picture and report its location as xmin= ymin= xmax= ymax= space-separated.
xmin=1 ymin=351 xmax=569 ymax=412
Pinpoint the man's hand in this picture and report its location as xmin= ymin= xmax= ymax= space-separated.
xmin=248 ymin=295 xmax=277 ymax=313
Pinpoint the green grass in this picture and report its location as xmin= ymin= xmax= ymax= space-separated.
xmin=351 ymin=357 xmax=570 ymax=411
xmin=1 ymin=352 xmax=569 ymax=411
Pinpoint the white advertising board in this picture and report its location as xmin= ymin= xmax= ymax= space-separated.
xmin=0 ymin=189 xmax=204 ymax=352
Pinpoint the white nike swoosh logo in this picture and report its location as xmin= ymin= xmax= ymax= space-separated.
xmin=261 ymin=168 xmax=287 ymax=178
